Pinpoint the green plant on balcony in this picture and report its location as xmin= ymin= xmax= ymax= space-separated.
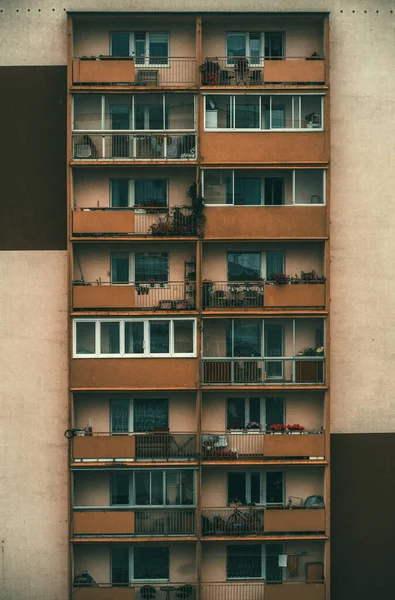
xmin=271 ymin=272 xmax=291 ymax=285
xmin=297 ymin=346 xmax=324 ymax=356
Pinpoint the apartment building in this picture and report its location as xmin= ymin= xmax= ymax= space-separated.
xmin=68 ymin=11 xmax=329 ymax=600
xmin=1 ymin=4 xmax=394 ymax=600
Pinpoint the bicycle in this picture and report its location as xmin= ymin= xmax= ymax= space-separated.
xmin=226 ymin=504 xmax=264 ymax=535
xmin=64 ymin=427 xmax=89 ymax=439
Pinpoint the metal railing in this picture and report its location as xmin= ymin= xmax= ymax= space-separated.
xmin=200 ymin=56 xmax=325 ymax=86
xmin=72 ymin=132 xmax=196 ymax=161
xmin=73 ymin=281 xmax=196 ymax=310
xmin=201 ymin=582 xmax=325 ymax=600
xmin=135 ymin=509 xmax=196 ymax=535
xmin=73 ymin=582 xmax=197 ymax=599
xmin=134 ymin=58 xmax=197 ymax=86
xmin=201 ymin=507 xmax=265 ymax=536
xmin=202 ymin=358 xmax=325 ymax=385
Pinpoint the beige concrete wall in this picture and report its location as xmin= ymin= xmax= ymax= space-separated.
xmin=74 ymin=392 xmax=196 ymax=432
xmin=0 ymin=251 xmax=68 ymax=600
xmin=73 ymin=167 xmax=195 ymax=209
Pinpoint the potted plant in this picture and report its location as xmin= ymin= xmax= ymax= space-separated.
xmin=287 ymin=424 xmax=305 ymax=434
xmin=270 ymin=423 xmax=286 ymax=434
xmin=246 ymin=421 xmax=261 ymax=430
xmin=272 ymin=273 xmax=291 ymax=285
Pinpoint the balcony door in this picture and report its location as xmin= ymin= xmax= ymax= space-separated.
xmin=265 ymin=324 xmax=283 ymax=379
xmin=110 ymin=398 xmax=169 ymax=433
xmin=266 ymin=544 xmax=284 ymax=583
xmin=227 ymin=471 xmax=284 ymax=505
xmin=111 ymin=105 xmax=131 ymax=158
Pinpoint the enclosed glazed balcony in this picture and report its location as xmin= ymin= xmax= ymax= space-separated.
xmin=73 ymin=543 xmax=197 ymax=598
xmin=201 ymin=242 xmax=325 ymax=310
xmin=202 ymin=541 xmax=326 ymax=599
xmin=72 ymin=94 xmax=196 ymax=162
xmin=202 ymin=169 xmax=327 ymax=239
xmin=71 ymin=14 xmax=197 ymax=87
xmin=72 ymin=243 xmax=196 ymax=311
xmin=201 ymin=13 xmax=326 ymax=86
xmin=202 ymin=318 xmax=325 ymax=386
xmin=71 ymin=317 xmax=198 ymax=389
xmin=71 ymin=392 xmax=197 ymax=462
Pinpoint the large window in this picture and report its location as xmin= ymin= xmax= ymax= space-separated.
xmin=226 ymin=544 xmax=283 ymax=580
xmin=110 ymin=397 xmax=169 ymax=433
xmin=110 ymin=253 xmax=169 ymax=284
xmin=226 ymin=397 xmax=284 ymax=430
xmin=204 ymin=95 xmax=323 ymax=130
xmin=73 ymin=318 xmax=196 ymax=357
xmin=111 ymin=470 xmax=195 ymax=506
xmin=226 ymin=32 xmax=284 ymax=64
xmin=111 ymin=546 xmax=170 ymax=584
xmin=110 ymin=31 xmax=169 ymax=65
xmin=227 ymin=471 xmax=284 ymax=505
xmin=111 ymin=179 xmax=168 ymax=208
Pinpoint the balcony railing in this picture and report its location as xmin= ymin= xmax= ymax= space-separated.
xmin=201 ymin=431 xmax=325 ymax=461
xmin=201 ymin=582 xmax=325 ymax=600
xmin=72 ymin=583 xmax=197 ymax=600
xmin=135 ymin=508 xmax=196 ymax=535
xmin=73 ymin=281 xmax=196 ymax=311
xmin=73 ymin=57 xmax=197 ymax=87
xmin=72 ymin=206 xmax=198 ymax=237
xmin=200 ymin=56 xmax=325 ymax=86
xmin=72 ymin=132 xmax=196 ymax=161
xmin=202 ymin=282 xmax=325 ymax=310
xmin=202 ymin=358 xmax=325 ymax=385
xmin=72 ymin=432 xmax=197 ymax=461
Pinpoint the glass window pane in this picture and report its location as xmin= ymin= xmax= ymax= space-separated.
xmin=111 ymin=32 xmax=130 ymax=57
xmin=228 ymin=253 xmax=261 ymax=281
xmin=203 ymin=170 xmax=230 ymax=205
xmin=100 ymin=322 xmax=120 ymax=354
xmin=135 ymin=32 xmax=146 ymax=65
xmin=76 ymin=321 xmax=95 ymax=354
xmin=227 ymin=33 xmax=246 ymax=60
xmin=135 ymin=96 xmax=164 ymax=130
xmin=111 ymin=253 xmax=130 ymax=284
xmin=149 ymin=32 xmax=169 ymax=65
xmin=266 ymin=252 xmax=285 ymax=279
xmin=264 ymin=177 xmax=284 ymax=205
xmin=73 ymin=95 xmax=102 ymax=130
xmin=266 ymin=472 xmax=283 ymax=504
xmin=111 ymin=547 xmax=129 ymax=584
xmin=166 ymin=95 xmax=194 ymax=130
xmin=235 ymin=96 xmax=259 ymax=129
xmin=150 ymin=321 xmax=170 ymax=353
xmin=174 ymin=320 xmax=194 ymax=354
xmin=166 ymin=471 xmax=180 ymax=505
xmin=111 ymin=179 xmax=129 ymax=207
xmin=265 ymin=32 xmax=284 ymax=58
xmin=294 ymin=170 xmax=324 ymax=205
xmin=250 ymin=472 xmax=260 ymax=503
xmin=302 ymin=96 xmax=322 ymax=129
xmin=270 ymin=97 xmax=292 ymax=129
xmin=111 ymin=472 xmax=130 ymax=505
xmin=228 ymin=472 xmax=246 ymax=504
xmin=249 ymin=398 xmax=261 ymax=425
xmin=151 ymin=471 xmax=164 ymax=505
xmin=227 ymin=398 xmax=245 ymax=429
xmin=227 ymin=545 xmax=261 ymax=579
xmin=111 ymin=398 xmax=130 ymax=433
xmin=265 ymin=397 xmax=284 ymax=429
xmin=234 ymin=321 xmax=261 ymax=357
xmin=133 ymin=398 xmax=169 ymax=432
xmin=135 ymin=471 xmax=151 ymax=505
xmin=249 ymin=32 xmax=261 ymax=64
xmin=135 ymin=180 xmax=167 ymax=207
xmin=181 ymin=471 xmax=194 ymax=505
xmin=205 ymin=96 xmax=231 ymax=129
xmin=134 ymin=547 xmax=169 ymax=580
xmin=111 ymin=105 xmax=131 ymax=130
xmin=125 ymin=322 xmax=144 ymax=354
xmin=234 ymin=177 xmax=261 ymax=206
xmin=135 ymin=254 xmax=168 ymax=283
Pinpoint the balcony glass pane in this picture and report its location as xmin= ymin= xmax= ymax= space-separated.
xmin=227 ymin=33 xmax=247 ymax=60
xmin=134 ymin=32 xmax=146 ymax=65
xmin=235 ymin=96 xmax=260 ymax=129
xmin=150 ymin=321 xmax=170 ymax=353
xmin=264 ymin=177 xmax=284 ymax=205
xmin=234 ymin=177 xmax=261 ymax=205
xmin=181 ymin=471 xmax=194 ymax=505
xmin=135 ymin=96 xmax=164 ymax=130
xmin=100 ymin=322 xmax=120 ymax=354
xmin=111 ymin=31 xmax=130 ymax=57
xmin=125 ymin=322 xmax=144 ymax=354
xmin=111 ymin=179 xmax=129 ymax=207
xmin=233 ymin=320 xmax=261 ymax=357
xmin=166 ymin=95 xmax=195 ymax=130
xmin=271 ymin=96 xmax=293 ymax=129
xmin=76 ymin=321 xmax=95 ymax=354
xmin=295 ymin=170 xmax=324 ymax=204
xmin=302 ymin=96 xmax=322 ymax=129
xmin=149 ymin=32 xmax=169 ymax=65
xmin=174 ymin=320 xmax=194 ymax=354
xmin=111 ymin=472 xmax=130 ymax=505
xmin=265 ymin=32 xmax=284 ymax=58
xmin=73 ymin=95 xmax=101 ymax=130
xmin=203 ymin=170 xmax=230 ymax=205
xmin=205 ymin=96 xmax=231 ymax=129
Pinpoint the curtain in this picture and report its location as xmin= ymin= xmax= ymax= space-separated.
xmin=111 ymin=179 xmax=129 ymax=207
xmin=149 ymin=32 xmax=169 ymax=65
xmin=135 ymin=180 xmax=167 ymax=207
xmin=135 ymin=253 xmax=168 ymax=282
xmin=266 ymin=252 xmax=285 ymax=278
xmin=133 ymin=398 xmax=169 ymax=431
xmin=111 ymin=398 xmax=130 ymax=433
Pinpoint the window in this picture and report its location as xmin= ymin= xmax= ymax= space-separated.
xmin=110 ymin=179 xmax=168 ymax=208
xmin=110 ymin=398 xmax=169 ymax=433
xmin=227 ymin=472 xmax=284 ymax=506
xmin=111 ymin=252 xmax=130 ymax=284
xmin=226 ymin=32 xmax=284 ymax=64
xmin=226 ymin=397 xmax=285 ymax=430
xmin=228 ymin=252 xmax=262 ymax=281
xmin=135 ymin=253 xmax=168 ymax=283
xmin=227 ymin=544 xmax=262 ymax=579
xmin=73 ymin=319 xmax=196 ymax=357
xmin=111 ymin=470 xmax=195 ymax=506
xmin=110 ymin=32 xmax=169 ymax=66
xmin=204 ymin=95 xmax=324 ymax=131
xmin=111 ymin=546 xmax=170 ymax=583
xmin=227 ymin=320 xmax=262 ymax=357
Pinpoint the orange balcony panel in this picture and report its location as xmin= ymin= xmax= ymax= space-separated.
xmin=73 ymin=59 xmax=135 ymax=84
xmin=264 ymin=509 xmax=326 ymax=533
xmin=73 ymin=210 xmax=135 ymax=235
xmin=73 ymin=589 xmax=135 ymax=600
xmin=264 ymin=284 xmax=325 ymax=308
xmin=265 ymin=584 xmax=325 ymax=600
xmin=73 ymin=511 xmax=135 ymax=535
xmin=264 ymin=433 xmax=325 ymax=458
xmin=73 ymin=435 xmax=136 ymax=459
xmin=73 ymin=286 xmax=136 ymax=309
xmin=200 ymin=132 xmax=328 ymax=164
xmin=71 ymin=358 xmax=198 ymax=389
xmin=264 ymin=59 xmax=325 ymax=84
xmin=204 ymin=207 xmax=326 ymax=239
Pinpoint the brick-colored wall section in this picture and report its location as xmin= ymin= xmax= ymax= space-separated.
xmin=0 ymin=66 xmax=67 ymax=250
xmin=331 ymin=433 xmax=395 ymax=600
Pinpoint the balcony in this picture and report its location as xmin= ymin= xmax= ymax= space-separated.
xmin=72 ymin=432 xmax=197 ymax=461
xmin=202 ymin=359 xmax=324 ymax=386
xmin=200 ymin=432 xmax=325 ymax=461
xmin=201 ymin=507 xmax=325 ymax=537
xmin=72 ymin=133 xmax=196 ymax=162
xmin=201 ymin=583 xmax=325 ymax=600
xmin=71 ymin=358 xmax=198 ymax=389
xmin=73 ymin=509 xmax=196 ymax=537
xmin=73 ymin=584 xmax=197 ymax=600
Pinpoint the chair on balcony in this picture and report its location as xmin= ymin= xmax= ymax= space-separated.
xmin=234 ymin=58 xmax=249 ymax=85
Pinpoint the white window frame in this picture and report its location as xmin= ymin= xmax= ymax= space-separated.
xmin=109 ymin=178 xmax=169 ymax=208
xmin=129 ymin=546 xmax=170 ymax=582
xmin=202 ymin=169 xmax=326 ymax=207
xmin=110 ymin=31 xmax=170 ymax=67
xmin=226 ymin=32 xmax=265 ymax=66
xmin=226 ymin=543 xmax=266 ymax=580
xmin=73 ymin=318 xmax=197 ymax=358
xmin=110 ymin=397 xmax=169 ymax=434
xmin=203 ymin=94 xmax=324 ymax=132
